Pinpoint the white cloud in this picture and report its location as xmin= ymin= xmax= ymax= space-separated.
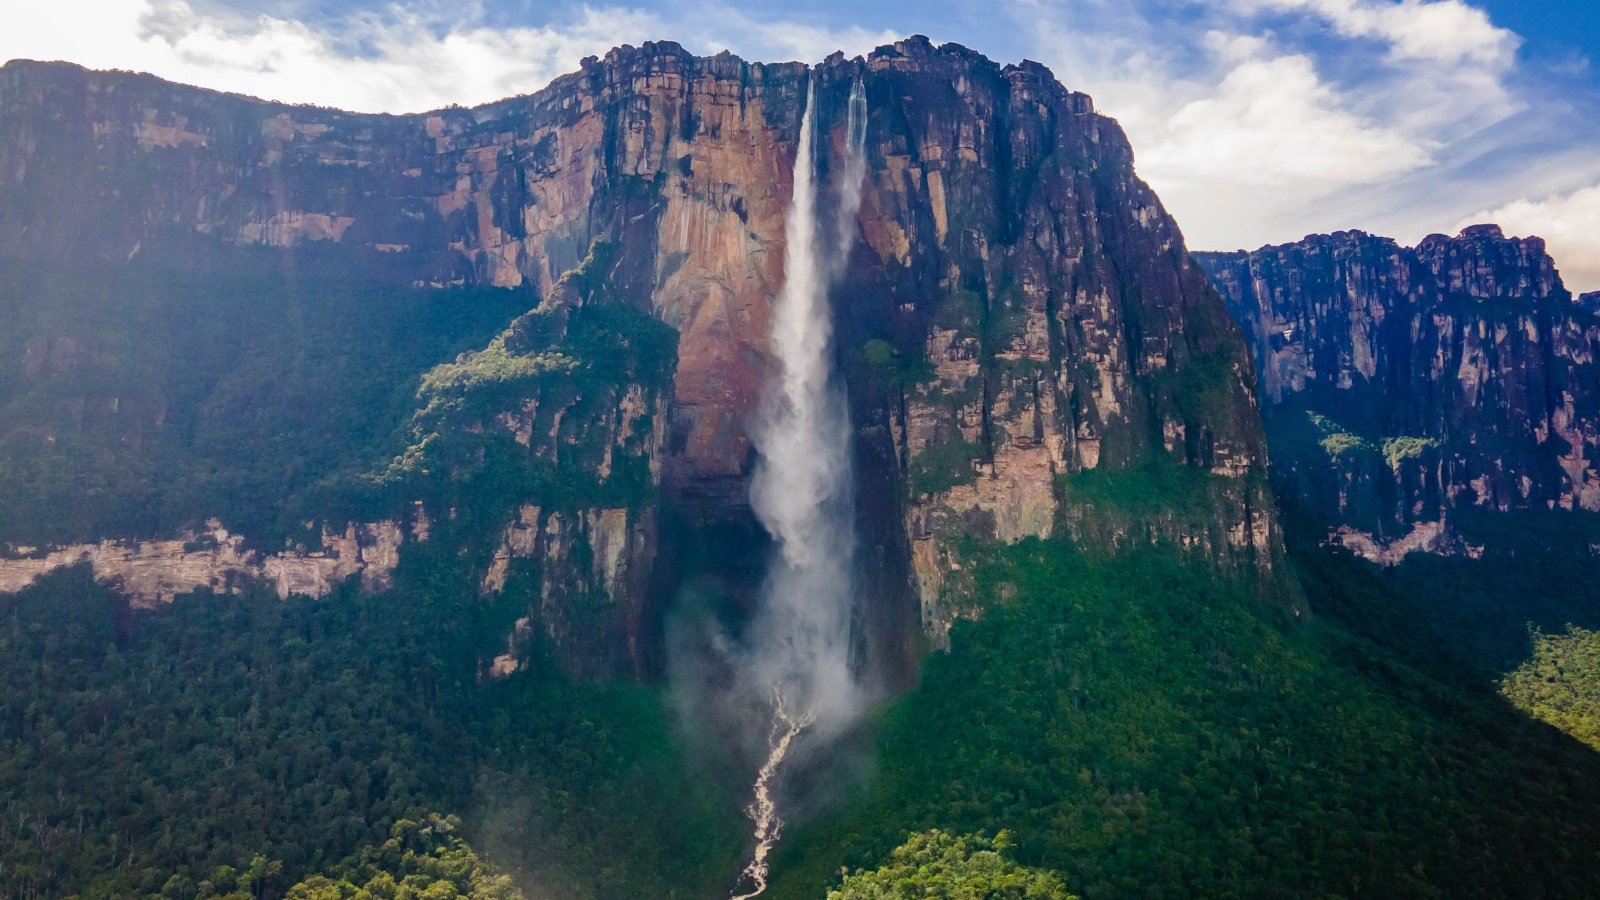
xmin=1139 ymin=51 xmax=1431 ymax=189
xmin=1020 ymin=10 xmax=1438 ymax=248
xmin=0 ymin=0 xmax=662 ymax=111
xmin=1011 ymin=0 xmax=1557 ymax=252
xmin=693 ymin=8 xmax=898 ymax=64
xmin=1235 ymin=0 xmax=1519 ymax=66
xmin=1236 ymin=0 xmax=1523 ymax=141
xmin=1457 ymin=185 xmax=1600 ymax=293
xmin=0 ymin=0 xmax=894 ymax=113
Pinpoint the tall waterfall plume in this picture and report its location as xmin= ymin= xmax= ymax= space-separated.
xmin=731 ymin=74 xmax=868 ymax=900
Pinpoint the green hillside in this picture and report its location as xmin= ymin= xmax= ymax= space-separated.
xmin=767 ymin=537 xmax=1600 ymax=898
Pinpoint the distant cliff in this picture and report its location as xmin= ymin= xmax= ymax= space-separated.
xmin=1197 ymin=226 xmax=1600 ymax=562
xmin=0 ymin=37 xmax=1283 ymax=677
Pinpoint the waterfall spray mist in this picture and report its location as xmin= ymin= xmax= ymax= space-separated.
xmin=731 ymin=75 xmax=868 ymax=900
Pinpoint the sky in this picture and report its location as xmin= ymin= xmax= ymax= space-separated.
xmin=3 ymin=0 xmax=1597 ymax=291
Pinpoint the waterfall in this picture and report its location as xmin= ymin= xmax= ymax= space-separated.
xmin=730 ymin=74 xmax=867 ymax=900
xmin=833 ymin=77 xmax=868 ymax=272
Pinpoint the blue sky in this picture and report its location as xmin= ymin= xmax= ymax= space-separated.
xmin=4 ymin=0 xmax=1598 ymax=289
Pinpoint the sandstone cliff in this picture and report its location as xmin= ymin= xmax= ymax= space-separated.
xmin=0 ymin=37 xmax=1283 ymax=673
xmin=0 ymin=516 xmax=416 ymax=606
xmin=1197 ymin=226 xmax=1600 ymax=562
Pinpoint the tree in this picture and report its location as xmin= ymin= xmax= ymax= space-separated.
xmin=830 ymin=830 xmax=1076 ymax=899
xmin=284 ymin=813 xmax=523 ymax=900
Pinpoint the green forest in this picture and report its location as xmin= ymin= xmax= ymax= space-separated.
xmin=829 ymin=831 xmax=1076 ymax=899
xmin=0 ymin=540 xmax=741 ymax=899
xmin=7 ymin=522 xmax=1600 ymax=897
xmin=1500 ymin=626 xmax=1600 ymax=752
xmin=765 ymin=537 xmax=1600 ymax=899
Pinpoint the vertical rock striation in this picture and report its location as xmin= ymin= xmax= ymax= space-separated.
xmin=835 ymin=39 xmax=1277 ymax=643
xmin=1197 ymin=226 xmax=1600 ymax=561
xmin=0 ymin=37 xmax=1281 ymax=672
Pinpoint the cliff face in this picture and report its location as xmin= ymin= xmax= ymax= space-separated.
xmin=833 ymin=41 xmax=1276 ymax=642
xmin=1197 ymin=227 xmax=1600 ymax=561
xmin=0 ymin=517 xmax=415 ymax=607
xmin=0 ymin=37 xmax=1281 ymax=673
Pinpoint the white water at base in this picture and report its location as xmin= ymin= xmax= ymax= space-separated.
xmin=730 ymin=75 xmax=867 ymax=900
xmin=729 ymin=692 xmax=816 ymax=900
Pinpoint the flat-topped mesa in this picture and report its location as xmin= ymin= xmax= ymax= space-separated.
xmin=1416 ymin=224 xmax=1564 ymax=300
xmin=0 ymin=38 xmax=1283 ymax=663
xmin=1197 ymin=227 xmax=1600 ymax=563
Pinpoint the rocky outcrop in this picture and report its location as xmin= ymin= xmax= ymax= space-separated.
xmin=0 ymin=517 xmax=414 ymax=606
xmin=0 ymin=38 xmax=1281 ymax=668
xmin=837 ymin=40 xmax=1276 ymax=642
xmin=481 ymin=503 xmax=657 ymax=678
xmin=1328 ymin=520 xmax=1482 ymax=567
xmin=1197 ymin=226 xmax=1600 ymax=562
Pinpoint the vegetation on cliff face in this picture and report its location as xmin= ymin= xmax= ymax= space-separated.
xmin=415 ymin=337 xmax=579 ymax=399
xmin=1291 ymin=411 xmax=1437 ymax=472
xmin=1380 ymin=436 xmax=1438 ymax=471
xmin=0 ymin=239 xmax=674 ymax=548
xmin=373 ymin=242 xmax=675 ymax=526
xmin=1197 ymin=229 xmax=1600 ymax=546
xmin=1293 ymin=506 xmax=1600 ymax=678
xmin=910 ymin=438 xmax=985 ymax=496
xmin=0 ymin=253 xmax=532 ymax=544
xmin=1305 ymin=411 xmax=1369 ymax=458
xmin=1057 ymin=461 xmax=1244 ymax=529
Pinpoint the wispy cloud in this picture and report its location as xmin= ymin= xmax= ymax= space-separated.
xmin=691 ymin=6 xmax=899 ymax=63
xmin=1233 ymin=0 xmax=1519 ymax=66
xmin=3 ymin=0 xmax=654 ymax=110
xmin=1135 ymin=41 xmax=1432 ymax=201
xmin=1010 ymin=0 xmax=1600 ymax=289
xmin=0 ymin=1 xmax=894 ymax=112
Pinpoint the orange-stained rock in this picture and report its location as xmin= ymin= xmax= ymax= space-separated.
xmin=0 ymin=38 xmax=1283 ymax=661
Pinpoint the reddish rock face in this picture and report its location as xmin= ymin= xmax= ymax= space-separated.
xmin=1198 ymin=227 xmax=1600 ymax=561
xmin=1 ymin=42 xmax=808 ymax=515
xmin=0 ymin=37 xmax=1281 ymax=670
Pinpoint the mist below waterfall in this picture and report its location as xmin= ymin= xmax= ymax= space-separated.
xmin=728 ymin=75 xmax=869 ymax=899
xmin=746 ymin=75 xmax=867 ymax=733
